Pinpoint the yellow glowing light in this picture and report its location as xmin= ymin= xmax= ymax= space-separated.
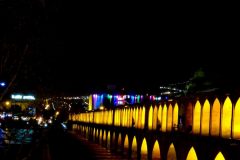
xmin=201 ymin=99 xmax=210 ymax=136
xmin=173 ymin=103 xmax=179 ymax=130
xmin=158 ymin=105 xmax=162 ymax=130
xmin=211 ymin=98 xmax=221 ymax=136
xmin=141 ymin=138 xmax=148 ymax=160
xmin=152 ymin=140 xmax=161 ymax=159
xmin=167 ymin=143 xmax=177 ymax=160
xmin=55 ymin=111 xmax=60 ymax=116
xmin=167 ymin=104 xmax=173 ymax=132
xmin=186 ymin=147 xmax=198 ymax=160
xmin=99 ymin=106 xmax=104 ymax=110
xmin=221 ymin=97 xmax=232 ymax=138
xmin=138 ymin=108 xmax=142 ymax=129
xmin=5 ymin=101 xmax=10 ymax=106
xmin=88 ymin=95 xmax=93 ymax=110
xmin=153 ymin=105 xmax=158 ymax=130
xmin=214 ymin=152 xmax=225 ymax=160
xmin=233 ymin=98 xmax=240 ymax=139
xmin=193 ymin=101 xmax=201 ymax=134
xmin=162 ymin=104 xmax=167 ymax=132
xmin=148 ymin=106 xmax=153 ymax=130
xmin=141 ymin=106 xmax=145 ymax=129
xmin=124 ymin=135 xmax=129 ymax=149
xmin=132 ymin=136 xmax=137 ymax=159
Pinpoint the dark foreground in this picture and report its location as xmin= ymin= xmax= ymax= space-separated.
xmin=0 ymin=124 xmax=125 ymax=160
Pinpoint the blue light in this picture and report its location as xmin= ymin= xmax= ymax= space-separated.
xmin=0 ymin=82 xmax=6 ymax=87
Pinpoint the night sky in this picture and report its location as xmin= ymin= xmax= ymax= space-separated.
xmin=1 ymin=1 xmax=239 ymax=96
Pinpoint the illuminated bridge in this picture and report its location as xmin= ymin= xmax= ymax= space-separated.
xmin=69 ymin=96 xmax=240 ymax=160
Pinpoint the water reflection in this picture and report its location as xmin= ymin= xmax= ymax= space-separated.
xmin=0 ymin=128 xmax=33 ymax=144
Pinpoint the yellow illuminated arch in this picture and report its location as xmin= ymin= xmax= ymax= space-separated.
xmin=221 ymin=97 xmax=232 ymax=138
xmin=201 ymin=99 xmax=210 ymax=136
xmin=132 ymin=136 xmax=137 ymax=159
xmin=107 ymin=131 xmax=111 ymax=149
xmin=138 ymin=108 xmax=142 ymax=129
xmin=153 ymin=105 xmax=158 ymax=130
xmin=124 ymin=135 xmax=129 ymax=150
xmin=211 ymin=98 xmax=221 ymax=136
xmin=214 ymin=152 xmax=225 ymax=160
xmin=162 ymin=104 xmax=167 ymax=132
xmin=167 ymin=104 xmax=173 ymax=132
xmin=193 ymin=101 xmax=201 ymax=134
xmin=158 ymin=105 xmax=162 ymax=130
xmin=141 ymin=138 xmax=148 ymax=160
xmin=152 ymin=140 xmax=161 ymax=160
xmin=186 ymin=102 xmax=193 ymax=128
xmin=173 ymin=103 xmax=179 ymax=130
xmin=233 ymin=98 xmax=240 ymax=139
xmin=186 ymin=147 xmax=198 ymax=160
xmin=148 ymin=106 xmax=153 ymax=130
xmin=167 ymin=143 xmax=177 ymax=160
xmin=141 ymin=106 xmax=146 ymax=129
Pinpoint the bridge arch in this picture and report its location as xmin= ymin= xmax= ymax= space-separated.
xmin=233 ymin=98 xmax=240 ymax=139
xmin=193 ymin=100 xmax=201 ymax=134
xmin=211 ymin=98 xmax=221 ymax=136
xmin=162 ymin=104 xmax=167 ymax=132
xmin=186 ymin=146 xmax=198 ymax=160
xmin=153 ymin=105 xmax=158 ymax=130
xmin=157 ymin=104 xmax=162 ymax=130
xmin=140 ymin=137 xmax=148 ymax=160
xmin=214 ymin=151 xmax=225 ymax=160
xmin=173 ymin=103 xmax=179 ymax=130
xmin=167 ymin=143 xmax=177 ymax=160
xmin=167 ymin=104 xmax=173 ymax=132
xmin=221 ymin=97 xmax=232 ymax=138
xmin=152 ymin=140 xmax=161 ymax=160
xmin=201 ymin=99 xmax=210 ymax=136
xmin=131 ymin=136 xmax=137 ymax=159
xmin=123 ymin=134 xmax=129 ymax=155
xmin=148 ymin=105 xmax=153 ymax=130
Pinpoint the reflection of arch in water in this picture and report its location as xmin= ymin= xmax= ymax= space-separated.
xmin=233 ymin=98 xmax=240 ymax=139
xmin=131 ymin=136 xmax=137 ymax=159
xmin=140 ymin=138 xmax=148 ymax=160
xmin=152 ymin=140 xmax=161 ymax=160
xmin=99 ymin=129 xmax=102 ymax=144
xmin=211 ymin=98 xmax=221 ymax=136
xmin=221 ymin=97 xmax=232 ymax=138
xmin=93 ymin=128 xmax=95 ymax=141
xmin=201 ymin=99 xmax=210 ymax=136
xmin=107 ymin=131 xmax=111 ymax=149
xmin=214 ymin=152 xmax=225 ymax=160
xmin=167 ymin=143 xmax=177 ymax=160
xmin=103 ymin=130 xmax=107 ymax=146
xmin=186 ymin=146 xmax=198 ymax=160
xmin=118 ymin=133 xmax=122 ymax=151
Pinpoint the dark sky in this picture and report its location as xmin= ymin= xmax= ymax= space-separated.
xmin=1 ymin=1 xmax=239 ymax=96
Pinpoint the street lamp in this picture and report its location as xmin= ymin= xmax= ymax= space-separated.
xmin=0 ymin=82 xmax=6 ymax=87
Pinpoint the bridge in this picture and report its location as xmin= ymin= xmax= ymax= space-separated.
xmin=69 ymin=95 xmax=240 ymax=160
